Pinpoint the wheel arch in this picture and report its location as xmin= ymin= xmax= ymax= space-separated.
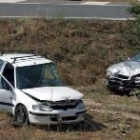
xmin=14 ymin=103 xmax=30 ymax=124
xmin=14 ymin=103 xmax=28 ymax=114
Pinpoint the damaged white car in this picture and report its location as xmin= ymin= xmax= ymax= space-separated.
xmin=0 ymin=53 xmax=86 ymax=125
xmin=106 ymin=54 xmax=140 ymax=93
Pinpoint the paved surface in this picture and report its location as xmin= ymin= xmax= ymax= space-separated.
xmin=0 ymin=1 xmax=133 ymax=20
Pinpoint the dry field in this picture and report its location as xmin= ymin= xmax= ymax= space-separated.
xmin=0 ymin=19 xmax=139 ymax=139
xmin=1 ymin=87 xmax=140 ymax=140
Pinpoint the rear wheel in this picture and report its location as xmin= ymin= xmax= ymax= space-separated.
xmin=13 ymin=105 xmax=29 ymax=126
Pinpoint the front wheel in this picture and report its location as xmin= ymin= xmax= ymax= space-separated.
xmin=13 ymin=105 xmax=29 ymax=126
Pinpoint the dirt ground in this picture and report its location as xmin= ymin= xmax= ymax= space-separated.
xmin=1 ymin=84 xmax=140 ymax=140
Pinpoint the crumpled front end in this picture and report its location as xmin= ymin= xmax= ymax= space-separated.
xmin=29 ymin=100 xmax=86 ymax=125
xmin=22 ymin=87 xmax=86 ymax=125
xmin=106 ymin=61 xmax=140 ymax=92
xmin=106 ymin=75 xmax=134 ymax=92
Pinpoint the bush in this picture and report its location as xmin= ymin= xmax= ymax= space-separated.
xmin=128 ymin=2 xmax=140 ymax=45
xmin=128 ymin=2 xmax=140 ymax=16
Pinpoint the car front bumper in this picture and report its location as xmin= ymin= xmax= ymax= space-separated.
xmin=29 ymin=110 xmax=86 ymax=125
xmin=105 ymin=78 xmax=134 ymax=91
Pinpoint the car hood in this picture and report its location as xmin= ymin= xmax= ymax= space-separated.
xmin=22 ymin=87 xmax=83 ymax=102
xmin=107 ymin=61 xmax=140 ymax=77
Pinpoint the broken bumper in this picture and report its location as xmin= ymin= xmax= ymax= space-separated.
xmin=105 ymin=78 xmax=135 ymax=91
xmin=29 ymin=110 xmax=86 ymax=125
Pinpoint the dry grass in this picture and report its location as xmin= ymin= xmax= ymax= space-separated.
xmin=0 ymin=19 xmax=130 ymax=85
xmin=0 ymin=19 xmax=139 ymax=139
xmin=1 ymin=93 xmax=140 ymax=140
xmin=0 ymin=19 xmax=133 ymax=86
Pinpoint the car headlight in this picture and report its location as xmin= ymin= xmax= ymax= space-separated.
xmin=106 ymin=70 xmax=114 ymax=78
xmin=32 ymin=103 xmax=52 ymax=112
xmin=135 ymin=77 xmax=140 ymax=83
xmin=77 ymin=101 xmax=85 ymax=110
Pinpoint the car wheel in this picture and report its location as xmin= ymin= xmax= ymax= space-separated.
xmin=14 ymin=105 xmax=29 ymax=126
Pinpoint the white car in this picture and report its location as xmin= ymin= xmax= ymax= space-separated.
xmin=0 ymin=53 xmax=86 ymax=125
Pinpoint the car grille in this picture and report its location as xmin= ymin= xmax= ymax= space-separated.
xmin=50 ymin=100 xmax=80 ymax=110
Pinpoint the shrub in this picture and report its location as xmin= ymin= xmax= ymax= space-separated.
xmin=128 ymin=2 xmax=140 ymax=45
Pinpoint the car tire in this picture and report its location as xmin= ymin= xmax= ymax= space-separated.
xmin=13 ymin=105 xmax=29 ymax=126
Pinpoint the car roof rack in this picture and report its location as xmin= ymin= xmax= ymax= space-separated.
xmin=0 ymin=49 xmax=48 ymax=63
xmin=11 ymin=54 xmax=40 ymax=63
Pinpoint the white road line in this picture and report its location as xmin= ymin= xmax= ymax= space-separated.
xmin=19 ymin=2 xmax=111 ymax=5
xmin=81 ymin=1 xmax=110 ymax=5
xmin=8 ymin=2 xmax=129 ymax=7
xmin=0 ymin=0 xmax=26 ymax=3
xmin=63 ymin=17 xmax=134 ymax=20
xmin=0 ymin=16 xmax=135 ymax=21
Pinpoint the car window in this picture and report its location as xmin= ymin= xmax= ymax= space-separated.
xmin=2 ymin=63 xmax=14 ymax=87
xmin=131 ymin=54 xmax=140 ymax=61
xmin=16 ymin=63 xmax=59 ymax=89
xmin=0 ymin=76 xmax=12 ymax=91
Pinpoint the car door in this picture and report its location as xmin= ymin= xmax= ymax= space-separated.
xmin=0 ymin=62 xmax=15 ymax=113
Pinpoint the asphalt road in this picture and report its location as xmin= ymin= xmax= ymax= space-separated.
xmin=0 ymin=2 xmax=133 ymax=20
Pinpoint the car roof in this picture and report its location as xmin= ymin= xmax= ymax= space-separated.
xmin=0 ymin=53 xmax=53 ymax=67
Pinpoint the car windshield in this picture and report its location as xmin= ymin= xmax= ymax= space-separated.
xmin=16 ymin=63 xmax=60 ymax=89
xmin=131 ymin=54 xmax=140 ymax=61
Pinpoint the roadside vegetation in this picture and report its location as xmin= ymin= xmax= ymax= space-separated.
xmin=69 ymin=0 xmax=136 ymax=2
xmin=0 ymin=19 xmax=136 ymax=86
xmin=0 ymin=3 xmax=140 ymax=139
xmin=128 ymin=1 xmax=140 ymax=45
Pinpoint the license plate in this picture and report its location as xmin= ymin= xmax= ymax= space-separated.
xmin=61 ymin=111 xmax=75 ymax=117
